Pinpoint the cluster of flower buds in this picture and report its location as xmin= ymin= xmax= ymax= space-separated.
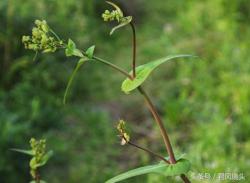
xmin=102 ymin=1 xmax=124 ymax=23
xmin=102 ymin=9 xmax=123 ymax=22
xmin=30 ymin=138 xmax=46 ymax=163
xmin=29 ymin=138 xmax=47 ymax=179
xmin=117 ymin=120 xmax=130 ymax=145
xmin=22 ymin=20 xmax=63 ymax=53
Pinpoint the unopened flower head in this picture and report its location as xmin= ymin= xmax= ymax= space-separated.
xmin=117 ymin=120 xmax=130 ymax=145
xmin=30 ymin=138 xmax=46 ymax=162
xmin=22 ymin=20 xmax=64 ymax=53
xmin=102 ymin=1 xmax=124 ymax=22
xmin=102 ymin=9 xmax=123 ymax=22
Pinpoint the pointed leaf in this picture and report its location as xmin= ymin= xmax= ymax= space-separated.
xmin=65 ymin=39 xmax=83 ymax=57
xmin=105 ymin=158 xmax=191 ymax=183
xmin=36 ymin=150 xmax=54 ymax=167
xmin=63 ymin=58 xmax=88 ymax=104
xmin=121 ymin=55 xmax=195 ymax=94
xmin=86 ymin=45 xmax=95 ymax=59
xmin=10 ymin=148 xmax=34 ymax=156
xmin=110 ymin=16 xmax=132 ymax=35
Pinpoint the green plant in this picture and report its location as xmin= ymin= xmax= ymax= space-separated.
xmin=21 ymin=1 xmax=196 ymax=182
xmin=11 ymin=138 xmax=53 ymax=183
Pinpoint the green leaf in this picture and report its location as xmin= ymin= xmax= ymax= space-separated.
xmin=63 ymin=58 xmax=88 ymax=104
xmin=110 ymin=16 xmax=132 ymax=35
xmin=37 ymin=150 xmax=54 ymax=167
xmin=10 ymin=148 xmax=34 ymax=156
xmin=105 ymin=159 xmax=191 ymax=183
xmin=86 ymin=45 xmax=95 ymax=59
xmin=65 ymin=39 xmax=83 ymax=57
xmin=29 ymin=157 xmax=37 ymax=169
xmin=30 ymin=150 xmax=54 ymax=169
xmin=121 ymin=55 xmax=195 ymax=94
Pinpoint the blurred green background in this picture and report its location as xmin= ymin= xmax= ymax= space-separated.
xmin=0 ymin=0 xmax=250 ymax=182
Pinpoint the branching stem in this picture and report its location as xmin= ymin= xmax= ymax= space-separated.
xmin=80 ymin=20 xmax=191 ymax=183
xmin=82 ymin=52 xmax=133 ymax=80
xmin=137 ymin=86 xmax=176 ymax=163
xmin=84 ymin=53 xmax=191 ymax=183
xmin=121 ymin=135 xmax=170 ymax=164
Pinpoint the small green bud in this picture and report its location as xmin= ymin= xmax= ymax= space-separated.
xmin=121 ymin=133 xmax=130 ymax=145
xmin=22 ymin=35 xmax=30 ymax=42
xmin=102 ymin=9 xmax=123 ymax=22
xmin=117 ymin=120 xmax=130 ymax=145
xmin=35 ymin=20 xmax=42 ymax=26
xmin=32 ymin=28 xmax=40 ymax=38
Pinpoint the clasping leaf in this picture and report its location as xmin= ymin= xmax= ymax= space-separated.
xmin=121 ymin=55 xmax=195 ymax=94
xmin=105 ymin=158 xmax=191 ymax=183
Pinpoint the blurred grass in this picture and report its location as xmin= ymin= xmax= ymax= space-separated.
xmin=0 ymin=0 xmax=250 ymax=182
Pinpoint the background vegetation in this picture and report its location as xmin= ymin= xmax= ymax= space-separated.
xmin=0 ymin=0 xmax=249 ymax=182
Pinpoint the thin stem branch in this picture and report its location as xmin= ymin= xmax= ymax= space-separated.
xmin=125 ymin=138 xmax=170 ymax=164
xmin=130 ymin=22 xmax=136 ymax=79
xmin=34 ymin=169 xmax=40 ymax=183
xmin=137 ymin=86 xmax=176 ymax=164
xmin=181 ymin=174 xmax=191 ymax=183
xmin=84 ymin=53 xmax=133 ymax=80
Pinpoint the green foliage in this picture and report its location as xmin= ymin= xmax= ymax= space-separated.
xmin=63 ymin=58 xmax=88 ymax=104
xmin=1 ymin=0 xmax=250 ymax=183
xmin=106 ymin=158 xmax=190 ymax=183
xmin=10 ymin=149 xmax=34 ymax=156
xmin=12 ymin=138 xmax=53 ymax=183
xmin=20 ymin=4 xmax=194 ymax=183
xmin=65 ymin=39 xmax=83 ymax=57
xmin=85 ymin=45 xmax=95 ymax=59
xmin=121 ymin=55 xmax=194 ymax=94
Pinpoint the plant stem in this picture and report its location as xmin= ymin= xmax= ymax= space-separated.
xmin=81 ymin=53 xmax=191 ymax=182
xmin=34 ymin=169 xmax=40 ymax=183
xmin=89 ymin=54 xmax=133 ymax=80
xmin=122 ymin=136 xmax=170 ymax=164
xmin=138 ymin=86 xmax=191 ymax=183
xmin=137 ymin=86 xmax=176 ymax=164
xmin=180 ymin=174 xmax=191 ymax=183
xmin=130 ymin=22 xmax=136 ymax=78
